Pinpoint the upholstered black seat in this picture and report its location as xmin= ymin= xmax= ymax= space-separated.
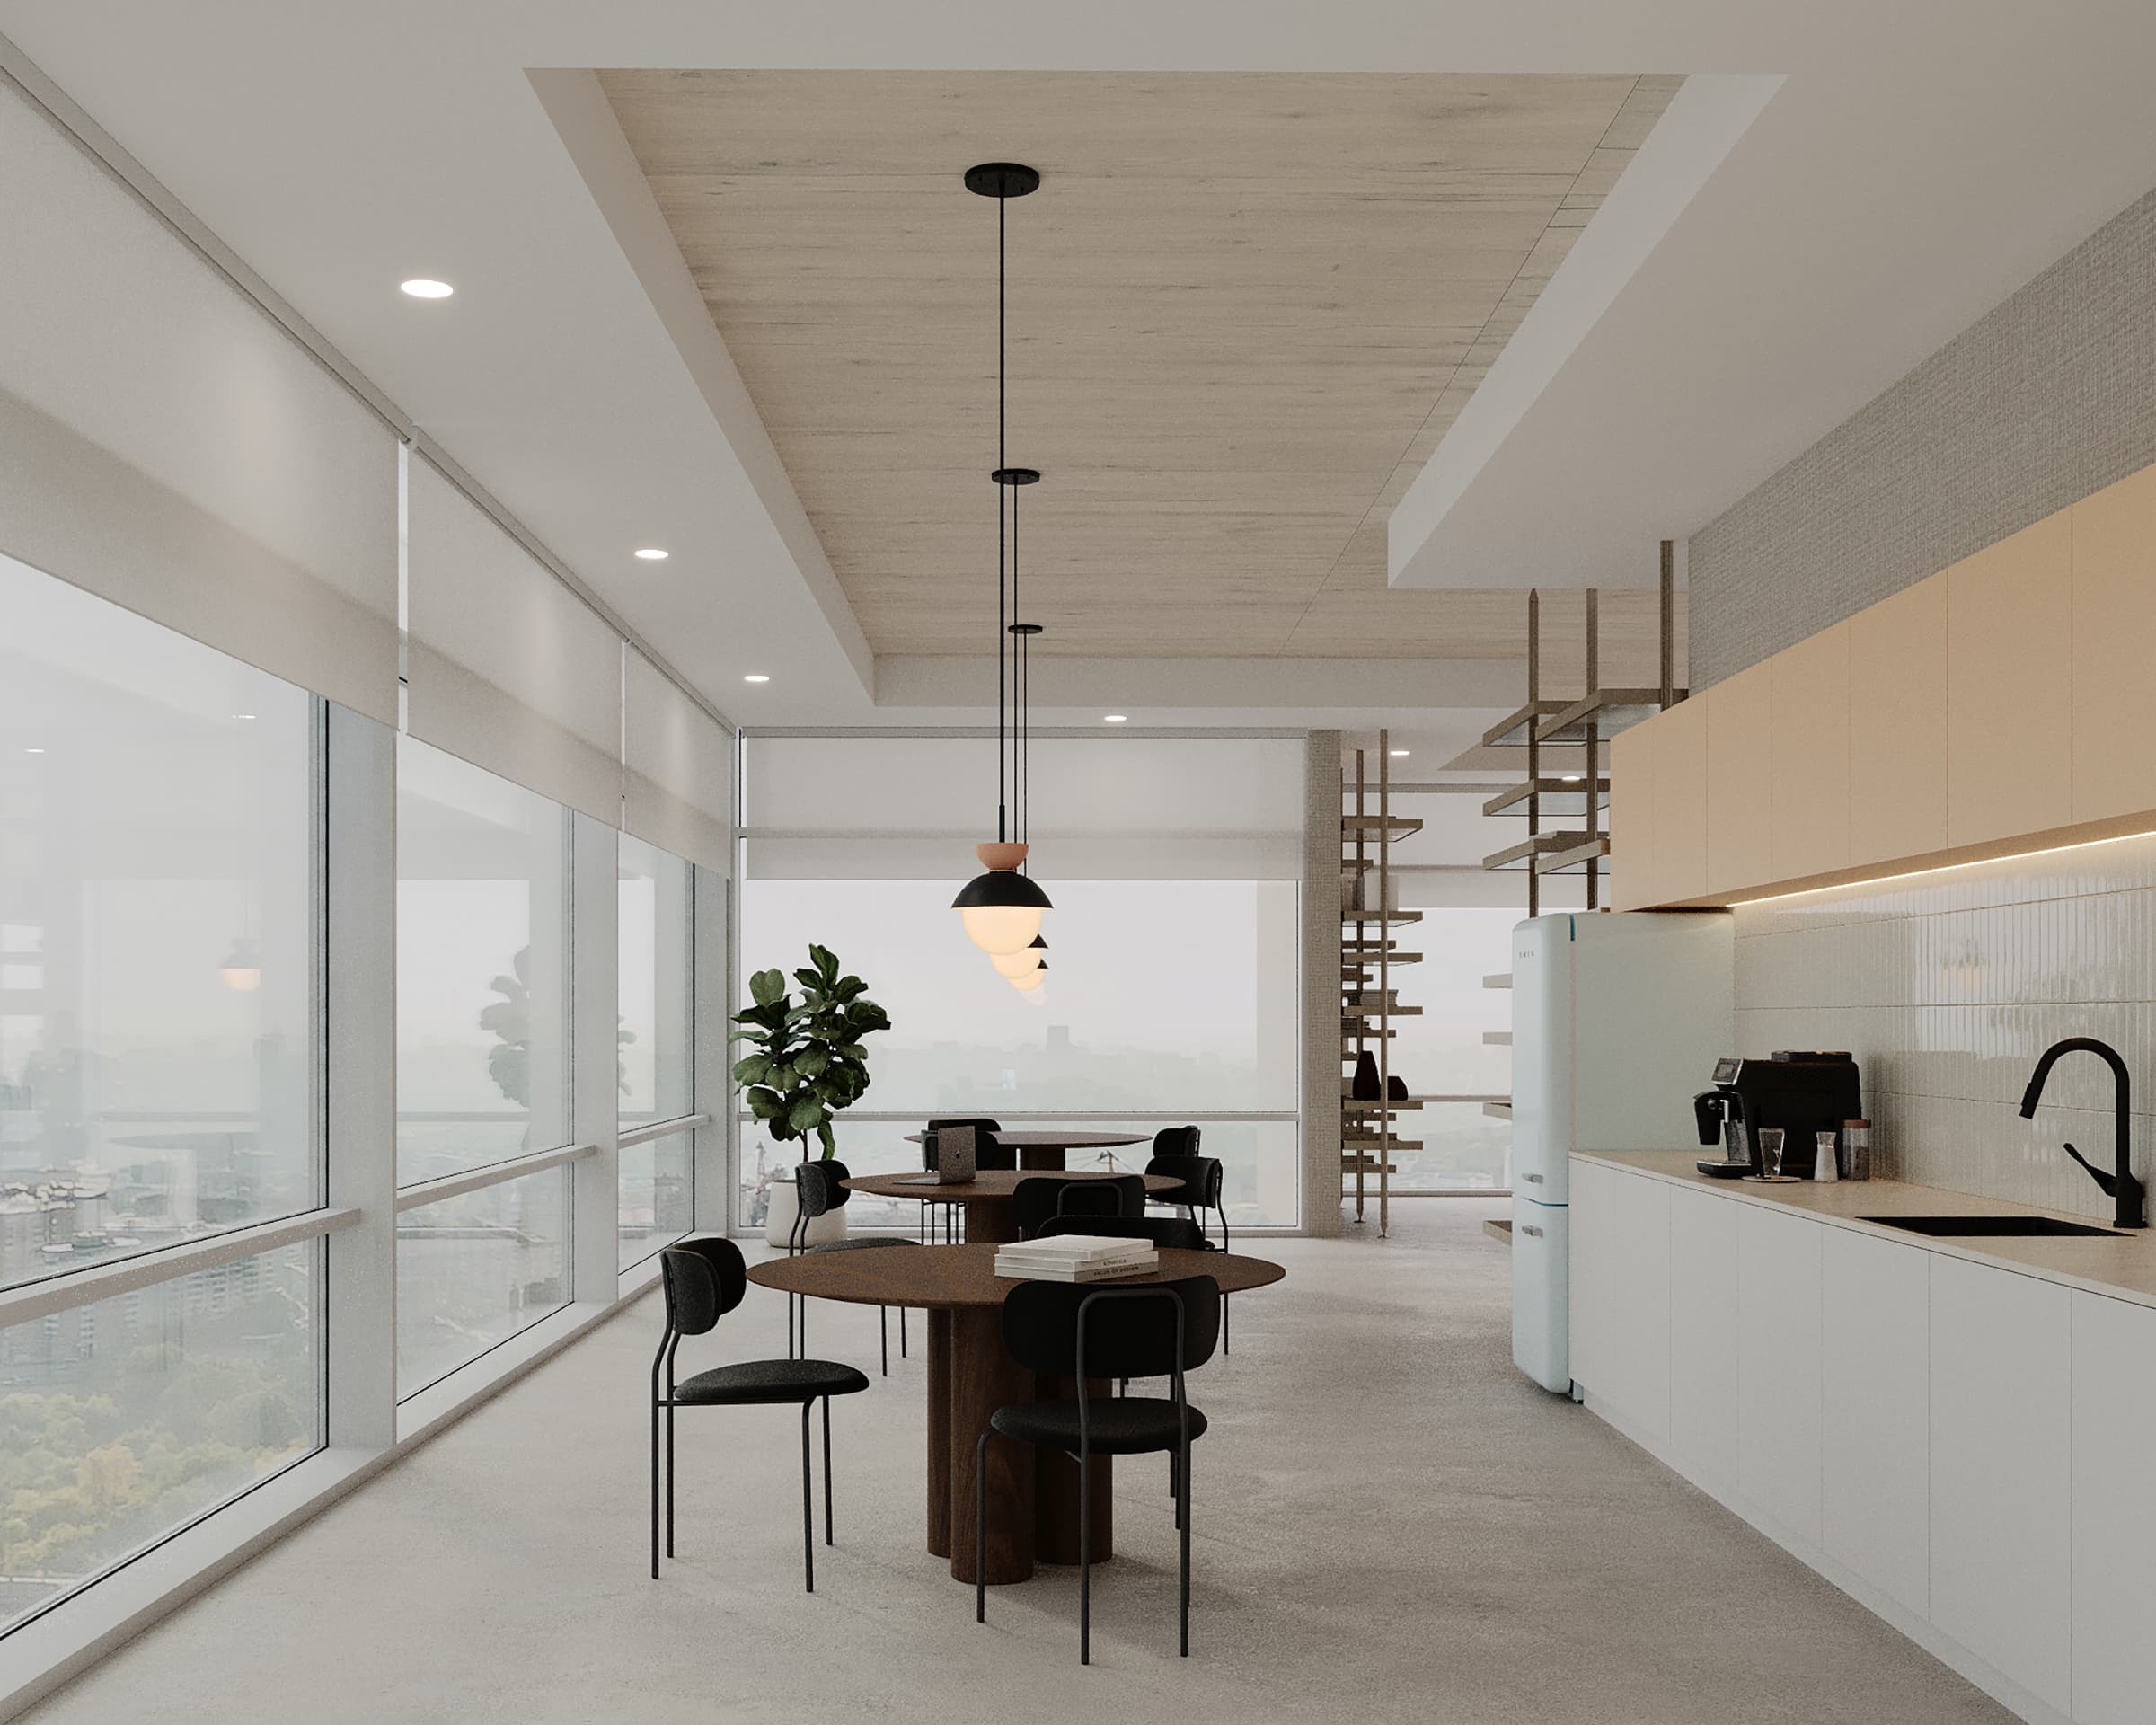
xmin=675 ymin=1358 xmax=870 ymax=1407
xmin=990 ymin=1395 xmax=1208 ymax=1455
xmin=1144 ymin=1128 xmax=1234 ymax=1350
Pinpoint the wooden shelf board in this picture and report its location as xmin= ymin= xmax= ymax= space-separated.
xmin=1340 ymin=814 xmax=1423 ymax=836
xmin=1481 ymin=777 xmax=1612 ymax=818
xmin=1534 ymin=836 xmax=1612 ymax=874
xmin=1340 ymin=909 xmax=1423 ymax=924
xmin=1342 ymin=1004 xmax=1424 ymax=1019
xmin=1342 ymin=1098 xmax=1423 ymax=1112
xmin=1482 ymin=832 xmax=1588 ymax=871
xmin=1480 ymin=699 xmax=1568 ymax=748
xmin=1482 ymin=1031 xmax=1512 ymax=1046
xmin=1482 ymin=1101 xmax=1513 ymax=1120
xmin=1533 ymin=687 xmax=1686 ymax=745
xmin=1482 ymin=973 xmax=1511 ymax=989
xmin=1482 ymin=1217 xmax=1514 ymax=1243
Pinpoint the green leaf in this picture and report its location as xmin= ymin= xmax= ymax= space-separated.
xmin=730 ymin=1055 xmax=770 ymax=1085
xmin=792 ymin=1048 xmax=829 ymax=1078
xmin=749 ymin=968 xmax=787 ymax=1008
xmin=817 ymin=1121 xmax=836 ymax=1157
xmin=788 ymin=1095 xmax=826 ymax=1135
xmin=745 ymin=1086 xmax=782 ymax=1120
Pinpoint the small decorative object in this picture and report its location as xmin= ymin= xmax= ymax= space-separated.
xmin=1842 ymin=1119 xmax=1872 ymax=1181
xmin=1385 ymin=1074 xmax=1409 ymax=1101
xmin=1352 ymin=1049 xmax=1382 ymax=1101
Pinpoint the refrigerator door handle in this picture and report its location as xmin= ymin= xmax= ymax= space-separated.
xmin=1519 ymin=1223 xmax=1544 ymax=1238
xmin=1522 ymin=1171 xmax=1543 ymax=1184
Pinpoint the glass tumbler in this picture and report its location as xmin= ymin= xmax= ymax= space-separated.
xmin=1757 ymin=1128 xmax=1785 ymax=1178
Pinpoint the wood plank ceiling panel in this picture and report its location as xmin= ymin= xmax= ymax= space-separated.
xmin=598 ymin=71 xmax=1684 ymax=660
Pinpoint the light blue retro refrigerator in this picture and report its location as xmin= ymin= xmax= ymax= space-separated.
xmin=1510 ymin=912 xmax=1734 ymax=1393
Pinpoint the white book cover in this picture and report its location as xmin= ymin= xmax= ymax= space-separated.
xmin=1008 ymin=1234 xmax=1153 ymax=1261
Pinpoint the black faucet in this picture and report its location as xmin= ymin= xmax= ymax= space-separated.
xmin=2019 ymin=1037 xmax=2145 ymax=1229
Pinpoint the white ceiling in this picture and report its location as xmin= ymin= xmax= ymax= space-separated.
xmin=2 ymin=2 xmax=2152 ymax=737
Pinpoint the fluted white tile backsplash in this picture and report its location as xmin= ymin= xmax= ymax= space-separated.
xmin=1732 ymin=832 xmax=2156 ymax=1218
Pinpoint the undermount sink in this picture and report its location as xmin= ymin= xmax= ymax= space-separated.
xmin=1862 ymin=1214 xmax=2125 ymax=1239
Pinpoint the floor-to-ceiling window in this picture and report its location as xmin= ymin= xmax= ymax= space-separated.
xmin=616 ymin=833 xmax=695 ymax=1268
xmin=737 ymin=734 xmax=1304 ymax=1231
xmin=0 ymin=554 xmax=324 ymax=1636
xmin=393 ymin=739 xmax=574 ymax=1396
xmin=1386 ymin=906 xmax=1516 ymax=1194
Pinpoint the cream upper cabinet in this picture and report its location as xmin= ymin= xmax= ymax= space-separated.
xmin=1651 ymin=696 xmax=1707 ymax=904
xmin=1769 ymin=620 xmax=1850 ymax=881
xmin=1705 ymin=664 xmax=1772 ymax=895
xmin=1946 ymin=511 xmax=2072 ymax=847
xmin=1847 ymin=574 xmax=1948 ymax=868
xmin=1610 ymin=721 xmax=1655 ymax=911
xmin=2071 ymin=463 xmax=2156 ymax=824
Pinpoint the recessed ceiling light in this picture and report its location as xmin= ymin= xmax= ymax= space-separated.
xmin=231 ymin=712 xmax=256 ymax=721
xmin=400 ymin=279 xmax=454 ymax=299
xmin=1390 ymin=748 xmax=1410 ymax=756
xmin=23 ymin=747 xmax=45 ymax=755
xmin=633 ymin=547 xmax=669 ymax=562
xmin=743 ymin=674 xmax=770 ymax=684
xmin=1104 ymin=714 xmax=1127 ymax=724
xmin=1560 ymin=774 xmax=1583 ymax=783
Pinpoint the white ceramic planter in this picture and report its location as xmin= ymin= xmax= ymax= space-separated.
xmin=763 ymin=1171 xmax=850 ymax=1249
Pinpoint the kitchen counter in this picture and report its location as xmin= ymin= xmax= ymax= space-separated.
xmin=1576 ymin=1148 xmax=2156 ymax=1311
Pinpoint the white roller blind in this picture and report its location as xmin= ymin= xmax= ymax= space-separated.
xmin=0 ymin=81 xmax=398 ymax=722
xmin=624 ymin=649 xmax=730 ymax=871
xmin=744 ymin=735 xmax=1306 ymax=879
xmin=403 ymin=456 xmax=624 ymax=825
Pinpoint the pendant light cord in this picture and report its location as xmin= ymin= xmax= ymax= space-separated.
xmin=995 ymin=186 xmax=1008 ymax=845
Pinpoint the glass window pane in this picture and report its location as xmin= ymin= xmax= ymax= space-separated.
xmin=396 ymin=1166 xmax=570 ymax=1396
xmin=0 ymin=553 xmax=319 ymax=1294
xmin=1391 ymin=1101 xmax=1513 ymax=1193
xmin=616 ymin=833 xmax=692 ymax=1128
xmin=395 ymin=739 xmax=570 ymax=1186
xmin=618 ymin=1127 xmax=694 ymax=1271
xmin=739 ymin=880 xmax=1298 ymax=1114
xmin=0 ymin=1238 xmax=321 ymax=1632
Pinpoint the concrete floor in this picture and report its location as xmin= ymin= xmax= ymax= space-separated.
xmin=22 ymin=1202 xmax=2010 ymax=1725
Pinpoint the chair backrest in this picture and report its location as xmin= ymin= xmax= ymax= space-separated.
xmin=1036 ymin=1214 xmax=1211 ymax=1252
xmin=1001 ymin=1275 xmax=1223 ymax=1380
xmin=1151 ymin=1124 xmax=1202 ymax=1159
xmin=795 ymin=1159 xmax=852 ymax=1222
xmin=1144 ymin=1154 xmax=1224 ymax=1211
xmin=659 ymin=1237 xmax=747 ymax=1337
xmin=1012 ymin=1173 xmax=1147 ymax=1239
xmin=923 ymin=1118 xmax=1004 ymax=1171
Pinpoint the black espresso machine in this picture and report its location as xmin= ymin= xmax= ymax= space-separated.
xmin=1693 ymin=1052 xmax=1862 ymax=1178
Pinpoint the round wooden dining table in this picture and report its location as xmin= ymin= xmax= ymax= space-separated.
xmin=746 ymin=1242 xmax=1286 ymax=1586
xmin=844 ymin=1167 xmax=1179 ymax=1245
xmin=900 ymin=1128 xmax=1147 ymax=1171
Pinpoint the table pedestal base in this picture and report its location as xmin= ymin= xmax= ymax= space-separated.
xmin=946 ymin=1307 xmax=1035 ymax=1584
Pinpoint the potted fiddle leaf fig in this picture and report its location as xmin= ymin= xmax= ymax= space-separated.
xmin=730 ymin=943 xmax=889 ymax=1246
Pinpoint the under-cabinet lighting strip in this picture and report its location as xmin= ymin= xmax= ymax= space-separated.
xmin=1725 ymin=826 xmax=2156 ymax=908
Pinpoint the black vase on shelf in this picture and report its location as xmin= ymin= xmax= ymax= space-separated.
xmin=1351 ymin=1049 xmax=1382 ymax=1101
xmin=1386 ymin=1074 xmax=1409 ymax=1101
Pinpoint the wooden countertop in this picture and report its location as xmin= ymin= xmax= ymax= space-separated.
xmin=1575 ymin=1149 xmax=2156 ymax=1311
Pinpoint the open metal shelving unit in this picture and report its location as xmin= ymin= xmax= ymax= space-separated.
xmin=1341 ymin=730 xmax=1420 ymax=1238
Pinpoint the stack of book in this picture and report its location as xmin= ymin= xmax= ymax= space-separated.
xmin=994 ymin=1234 xmax=1159 ymax=1283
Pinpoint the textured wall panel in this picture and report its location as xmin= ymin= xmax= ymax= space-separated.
xmin=1691 ymin=186 xmax=2156 ymax=687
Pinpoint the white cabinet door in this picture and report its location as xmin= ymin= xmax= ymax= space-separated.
xmin=1820 ymin=1227 xmax=1929 ymax=1618
xmin=1736 ymin=1204 xmax=1825 ymax=1544
xmin=1668 ymin=1186 xmax=1740 ymax=1490
xmin=1930 ymin=1256 xmax=2072 ymax=1716
xmin=1569 ymin=1161 xmax=1670 ymax=1440
xmin=2071 ymin=1291 xmax=2156 ymax=1725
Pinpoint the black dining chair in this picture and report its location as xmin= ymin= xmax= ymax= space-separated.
xmin=788 ymin=1160 xmax=917 ymax=1376
xmin=1144 ymin=1128 xmax=1234 ymax=1349
xmin=651 ymin=1237 xmax=869 ymax=1591
xmin=973 ymin=1275 xmax=1223 ymax=1662
xmin=924 ymin=1117 xmax=1005 ymax=1243
xmin=1012 ymin=1173 xmax=1147 ymax=1241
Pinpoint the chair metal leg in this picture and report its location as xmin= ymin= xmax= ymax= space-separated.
xmin=1224 ymin=1294 xmax=1232 ymax=1355
xmin=666 ymin=1397 xmax=676 ymax=1556
xmin=1169 ymin=1448 xmax=1180 ymax=1519
xmin=974 ymin=1430 xmax=991 ymax=1624
xmin=880 ymin=1306 xmax=889 ymax=1376
xmin=1080 ymin=1448 xmax=1092 ymax=1666
xmin=1179 ymin=1438 xmax=1192 ymax=1657
xmin=649 ymin=1396 xmax=661 ymax=1579
xmin=823 ymin=1396 xmax=835 ymax=1546
xmin=901 ymin=1306 xmax=908 ymax=1358
xmin=800 ymin=1402 xmax=815 ymax=1593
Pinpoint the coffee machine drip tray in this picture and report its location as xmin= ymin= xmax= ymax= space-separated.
xmin=1696 ymin=1156 xmax=1751 ymax=1179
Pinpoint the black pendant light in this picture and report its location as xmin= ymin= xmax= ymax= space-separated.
xmin=952 ymin=161 xmax=1054 ymax=957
